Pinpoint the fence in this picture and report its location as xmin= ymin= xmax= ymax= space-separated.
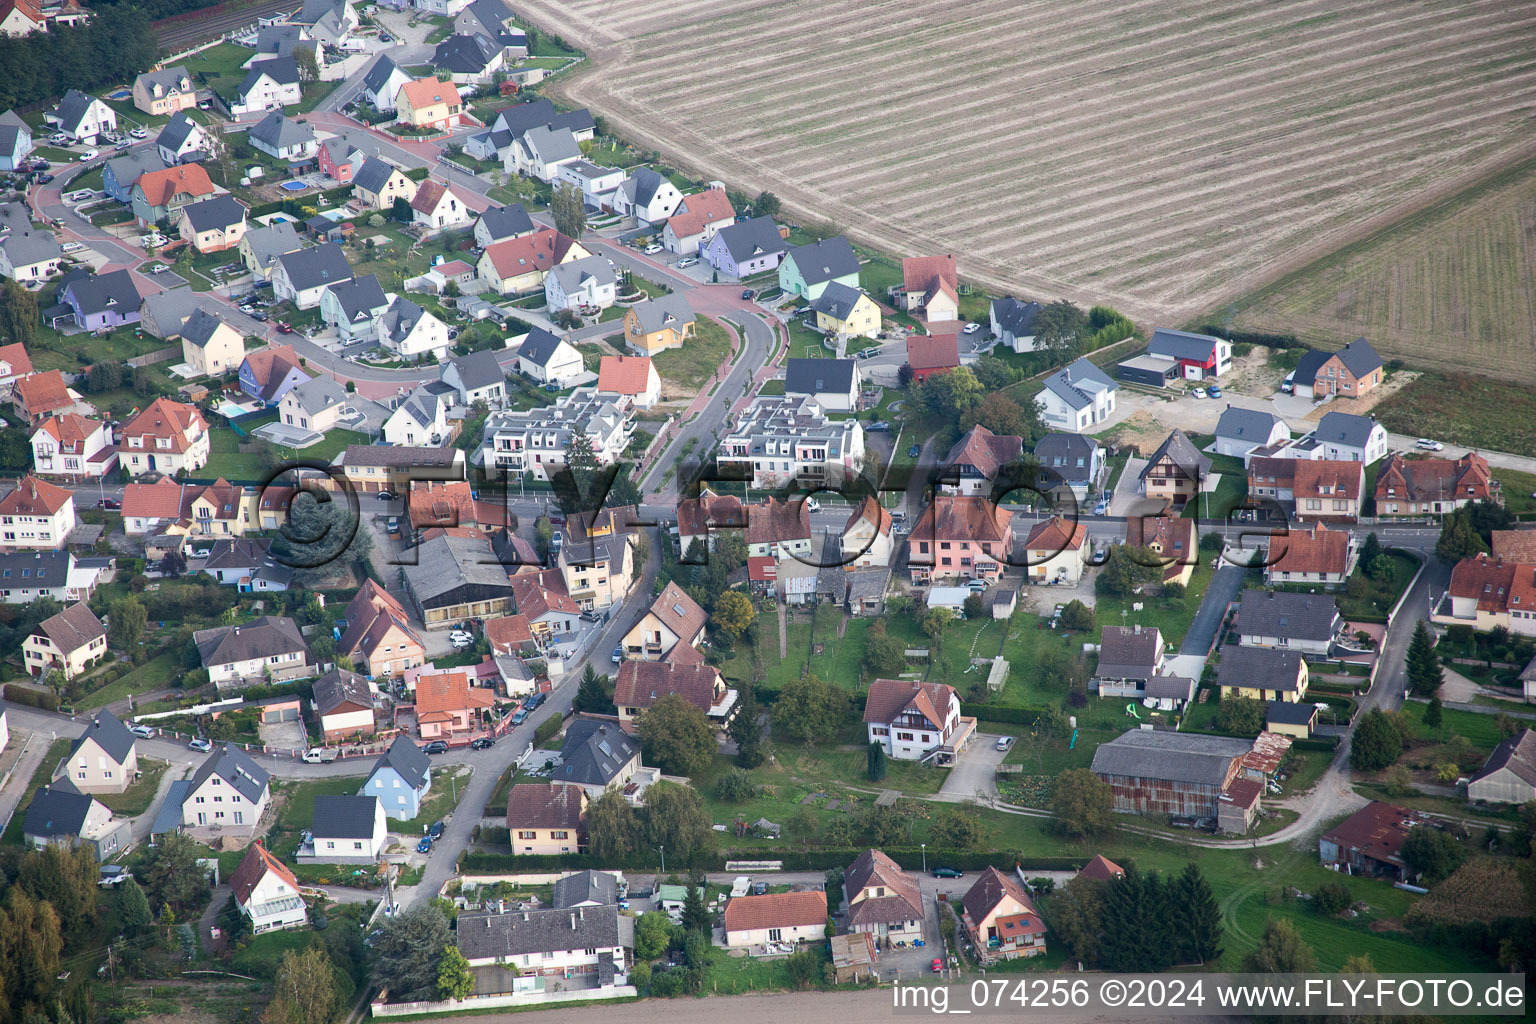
xmin=370 ymin=985 xmax=637 ymax=1018
xmin=126 ymin=346 xmax=180 ymax=368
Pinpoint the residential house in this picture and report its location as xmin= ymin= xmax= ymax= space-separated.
xmin=611 ymin=167 xmax=682 ymax=225
xmin=844 ymin=848 xmax=923 ymax=942
xmin=1374 ymin=452 xmax=1494 ymax=518
xmin=744 ymin=497 xmax=813 ymax=582
xmin=863 ymin=678 xmax=972 ymax=764
xmin=433 ymin=32 xmax=504 ymax=84
xmin=1124 ymin=513 xmax=1198 ymax=587
xmin=1267 ymin=701 xmax=1319 ymax=739
xmin=239 ymin=343 xmax=307 ymax=406
xmin=428 ymin=353 xmax=501 ymax=412
xmin=485 ymin=613 xmax=536 ymax=655
xmin=1265 ymin=524 xmax=1357 ymax=587
xmin=1146 ymin=327 xmax=1232 ymax=380
xmin=898 ymin=254 xmax=958 ymax=321
xmin=0 ymin=341 xmax=30 ymax=390
xmin=841 ymin=496 xmax=894 ymax=569
xmin=230 ymin=843 xmax=307 ymax=934
xmin=1139 ymin=429 xmax=1211 ymax=506
xmin=319 ymin=273 xmax=389 ymax=343
xmin=382 ymin=386 xmax=448 ymax=446
xmin=453 ymin=0 xmax=529 ymax=57
xmin=1236 ymin=590 xmax=1341 ymax=658
xmin=662 ymin=187 xmax=734 ymax=254
xmin=22 ymin=782 xmax=130 ymax=859
xmin=507 ymin=124 xmax=580 ymax=181
xmin=1310 ymin=411 xmax=1389 ymax=465
xmin=1090 ymin=730 xmax=1254 ymax=818
xmin=278 ymin=375 xmax=387 ymax=435
xmin=0 ymin=475 xmax=74 ymax=551
xmin=676 ymin=487 xmax=745 ymax=556
xmin=303 ymin=795 xmax=386 ymax=864
xmin=156 ymin=112 xmax=208 ymax=166
xmin=1037 ymin=357 xmax=1119 ymax=430
xmin=1318 ymin=801 xmax=1423 ymax=881
xmin=56 ymin=710 xmax=137 ymax=794
xmin=178 ymin=308 xmax=244 ymax=377
xmin=1213 ymin=407 xmax=1289 ymax=460
xmin=338 ymin=443 xmax=464 ymax=494
xmin=722 ymin=891 xmax=827 ymax=949
xmin=138 ymin=288 xmax=208 ymax=343
xmin=410 ymin=179 xmax=472 ymax=233
xmin=506 ymin=781 xmax=587 ymax=854
xmin=312 ymin=667 xmax=375 ymax=740
xmin=119 ymin=397 xmax=209 ymax=477
xmin=1022 ymin=515 xmax=1088 ymax=585
xmin=131 ymin=162 xmax=216 ymax=228
xmin=784 ymin=357 xmax=860 ymax=413
xmin=238 ymin=222 xmax=304 ymax=282
xmin=102 ymin=149 xmax=167 ymax=205
xmin=193 ymin=615 xmax=311 ymax=687
xmin=121 ymin=478 xmax=185 ymax=535
xmin=960 ymin=868 xmax=1047 ymax=963
xmin=552 ymin=870 xmax=619 ymax=909
xmin=1216 ymin=645 xmax=1309 ymax=703
xmin=557 ymin=159 xmax=625 ymax=210
xmin=294 ymin=0 xmax=357 ymax=44
xmin=351 ymin=157 xmax=418 ymax=212
xmin=272 ymin=242 xmax=353 ymax=309
xmin=596 ymin=354 xmax=660 ymax=409
xmin=246 ymin=25 xmax=314 ymax=64
xmin=476 ymin=227 xmax=588 ymax=295
xmin=555 ymin=716 xmax=643 ymax=798
xmin=45 ymin=90 xmax=115 ymax=144
xmin=1466 ymin=730 xmax=1536 ymax=805
xmin=544 ymin=255 xmax=616 ymax=311
xmin=0 ymin=549 xmax=110 ymax=604
xmin=778 ymin=236 xmax=859 ymax=301
xmin=558 ymin=506 xmax=636 ymax=611
xmin=907 ymin=495 xmax=1012 ymax=585
xmin=705 ymin=216 xmax=787 ymax=279
xmin=1304 ymin=337 xmax=1384 ymax=400
xmin=939 ymin=425 xmax=1024 ymax=497
xmin=12 ymin=370 xmax=77 ymax=426
xmin=510 ymin=575 xmax=581 ymax=642
xmin=904 ymin=333 xmax=960 ymax=384
xmin=378 ymin=296 xmax=451 ymax=361
xmin=235 ymin=57 xmax=303 ymax=115
xmin=1094 ymin=624 xmax=1164 ymax=696
xmin=132 ymin=65 xmax=195 ymax=116
xmin=810 ymin=282 xmax=881 ymax=339
xmin=990 ymin=296 xmax=1043 ymax=352
xmin=1432 ymin=554 xmax=1536 ymax=636
xmin=362 ymin=736 xmax=432 ymax=819
xmin=1033 ymin=432 xmax=1103 ymax=505
xmin=340 ymin=579 xmax=425 ymax=679
xmin=401 ymin=532 xmax=518 ymax=627
xmin=515 ymin=327 xmax=583 ymax=385
xmin=717 ymin=395 xmax=865 ymax=490
xmin=612 ymin=660 xmax=736 ymax=735
xmin=0 ymin=110 xmax=31 ymax=172
xmin=62 ymin=269 xmax=142 ymax=331
xmin=23 ymin=601 xmax=105 ymax=679
xmin=181 ymin=743 xmax=270 ymax=828
xmin=203 ymin=537 xmax=293 ymax=590
xmin=1246 ymin=457 xmax=1366 ymax=523
xmin=359 ymin=54 xmax=412 ymax=111
xmin=0 ymin=0 xmax=43 ymax=38
xmin=456 ymin=905 xmax=628 ymax=985
xmin=177 ymin=194 xmax=247 ymax=256
xmin=473 ymin=202 xmax=535 ymax=248
xmin=30 ymin=414 xmax=114 ymax=482
xmin=250 ymin=112 xmax=317 ymax=164
xmin=620 ymin=581 xmax=707 ymax=663
xmin=395 ymin=78 xmax=463 ymax=131
xmin=621 ymin=293 xmax=695 ymax=356
xmin=0 ymin=230 xmax=63 ymax=284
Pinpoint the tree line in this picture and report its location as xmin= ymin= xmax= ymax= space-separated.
xmin=0 ymin=8 xmax=159 ymax=111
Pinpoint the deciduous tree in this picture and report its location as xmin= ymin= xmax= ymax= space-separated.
xmin=775 ymin=674 xmax=844 ymax=744
xmin=586 ymin=789 xmax=642 ymax=860
xmin=1050 ymin=769 xmax=1113 ymax=837
xmin=436 ymin=946 xmax=473 ymax=1002
xmin=642 ymin=781 xmax=712 ymax=861
xmin=109 ymin=595 xmax=147 ymax=649
xmin=551 ymin=182 xmax=587 ymax=239
xmin=712 ymin=590 xmax=754 ymax=638
xmin=1245 ymin=917 xmax=1315 ymax=972
xmin=264 ymin=947 xmax=344 ymax=1024
xmin=637 ymin=694 xmax=715 ymax=776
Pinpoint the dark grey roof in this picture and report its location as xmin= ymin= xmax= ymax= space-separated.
xmin=106 ymin=149 xmax=167 ymax=192
xmin=0 ymin=549 xmax=74 ymax=584
xmin=553 ymin=870 xmax=618 ymax=908
xmin=241 ymin=56 xmax=301 ymax=96
xmin=314 ymin=666 xmax=372 ymax=717
xmin=151 ymin=779 xmax=192 ymax=837
xmin=626 ymin=167 xmax=665 ymax=208
xmin=180 ymin=194 xmax=247 ymax=233
xmin=187 ymin=742 xmax=270 ymax=805
xmin=785 ymin=236 xmax=859 ymax=285
xmin=1468 ymin=729 xmax=1536 ymax=788
xmin=298 ymin=0 xmax=347 ymax=25
xmin=846 ymin=565 xmax=890 ymax=605
xmin=1147 ymin=327 xmax=1223 ymax=363
xmin=254 ymin=25 xmax=307 ymax=57
xmin=1096 ymin=625 xmax=1162 ymax=680
xmin=1041 ymin=357 xmax=1118 ymax=411
xmin=516 ymin=326 xmax=568 ymax=367
xmin=1033 ymin=432 xmax=1098 ymax=485
xmin=1214 ymin=406 xmax=1281 ymax=442
xmin=362 ymin=54 xmax=403 ymax=95
xmin=0 ymin=123 xmax=29 ymax=159
xmin=492 ymin=97 xmax=594 ymax=139
xmin=23 ymin=784 xmax=96 ymax=838
xmin=249 ymin=111 xmax=315 ymax=150
xmin=2 ymin=229 xmax=62 ymax=268
xmin=1139 ymin=428 xmax=1212 ymax=481
xmin=327 ymin=273 xmax=388 ymax=323
xmin=434 ymin=33 xmax=500 ymax=73
xmin=1315 ymin=411 xmax=1380 ymax=449
xmin=1334 ymin=337 xmax=1383 ymax=378
xmin=351 ymin=156 xmax=403 ymax=195
xmin=1089 ymin=730 xmax=1252 ymax=787
xmin=156 ymin=112 xmax=202 ymax=153
xmin=558 ymin=717 xmax=640 ymax=787
xmin=1145 ymin=675 xmax=1196 ymax=702
xmin=193 ymin=615 xmax=308 ymax=667
xmin=713 ymin=216 xmax=786 ymax=264
xmin=180 ymin=308 xmax=234 ymax=349
xmin=276 ymin=242 xmax=352 ymax=292
xmin=138 ymin=66 xmax=192 ymax=96
xmin=991 ymin=296 xmax=1042 ymax=337
xmin=1237 ymin=590 xmax=1340 ymax=643
xmin=477 ymin=203 xmax=534 ymax=242
xmin=402 ymin=533 xmax=518 ymax=607
xmin=69 ymin=709 xmax=136 ymax=766
xmin=203 ymin=537 xmax=271 ymax=569
xmin=312 ymin=794 xmax=379 ymax=839
xmin=1215 ymin=645 xmax=1307 ymax=694
xmin=447 ymin=349 xmax=505 ymax=392
xmin=1266 ymin=701 xmax=1319 ymax=726
xmin=378 ymin=296 xmax=430 ymax=347
xmin=784 ymin=356 xmax=856 ymax=397
xmin=808 ymin=281 xmax=866 ymax=321
xmin=66 ymin=269 xmax=141 ymax=317
xmin=519 ymin=124 xmax=580 ymax=164
xmin=241 ymin=222 xmax=304 ymax=271
xmin=53 ymin=90 xmax=98 ymax=135
xmin=457 ymin=905 xmax=625 ymax=961
xmin=1292 ymin=349 xmax=1330 ymax=389
xmin=371 ymin=734 xmax=430 ymax=790
xmin=626 ymin=293 xmax=694 ymax=335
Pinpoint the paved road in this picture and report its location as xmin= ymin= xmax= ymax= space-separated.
xmin=1179 ymin=563 xmax=1244 ymax=657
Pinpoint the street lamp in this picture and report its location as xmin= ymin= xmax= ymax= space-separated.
xmin=656 ymin=844 xmax=665 ymax=874
xmin=920 ymin=843 xmax=926 ymax=874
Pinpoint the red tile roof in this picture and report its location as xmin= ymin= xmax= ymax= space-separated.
xmin=613 ymin=660 xmax=724 ymax=715
xmin=1492 ymin=530 xmax=1536 ymax=564
xmin=230 ymin=842 xmax=299 ymax=908
xmin=1292 ymin=459 xmax=1365 ymax=504
xmin=34 ymin=413 xmax=103 ymax=450
xmin=1271 ymin=524 xmax=1351 ymax=576
xmin=906 ymin=333 xmax=959 ymax=372
xmin=597 ymin=354 xmax=655 ymax=396
xmin=511 ymin=575 xmax=579 ymax=619
xmin=1023 ymin=515 xmax=1086 ymax=552
xmin=485 ymin=613 xmax=535 ymax=653
xmin=645 ymin=581 xmax=707 ymax=645
xmin=1076 ymin=854 xmax=1125 ymax=882
xmin=677 ymin=488 xmax=745 ymax=541
xmin=666 ymin=188 xmax=734 ymax=239
xmin=843 ymin=495 xmax=892 ymax=540
xmin=505 ymin=781 xmax=585 ymax=831
xmin=745 ymin=497 xmax=810 ymax=545
xmin=1447 ymin=554 xmax=1536 ymax=614
xmin=944 ymin=425 xmax=1023 ymax=480
xmin=122 ymin=397 xmax=205 ymax=453
xmin=136 ymin=164 xmax=215 ymax=207
xmin=902 ymin=254 xmax=958 ymax=308
xmin=845 ymin=849 xmax=923 ymax=926
xmin=1375 ymin=452 xmax=1492 ymax=505
xmin=241 ymin=344 xmax=303 ymax=394
xmin=912 ymin=495 xmax=1011 ymax=544
xmin=415 ymin=670 xmax=494 ymax=724
xmin=0 ymin=342 xmax=33 ymax=378
xmin=14 ymin=370 xmax=72 ymax=416
xmin=410 ymin=179 xmax=448 ymax=215
xmin=482 ymin=227 xmax=580 ymax=279
xmin=0 ymin=475 xmax=73 ymax=517
xmin=122 ymin=478 xmax=184 ymax=519
xmin=399 ymin=77 xmax=461 ymax=112
xmin=722 ymin=890 xmax=827 ymax=933
xmin=960 ymin=866 xmax=1038 ymax=928
xmin=863 ymin=678 xmax=956 ymax=730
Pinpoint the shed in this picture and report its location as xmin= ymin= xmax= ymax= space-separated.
xmin=927 ymin=587 xmax=971 ymax=613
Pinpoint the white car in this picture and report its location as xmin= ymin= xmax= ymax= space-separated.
xmin=128 ymin=724 xmax=155 ymax=739
xmin=804 ymin=497 xmax=820 ymax=513
xmin=449 ymin=630 xmax=474 ymax=647
xmin=149 ymin=264 xmax=169 ymax=274
xmin=962 ymin=322 xmax=980 ymax=334
xmin=60 ymin=241 xmax=85 ymax=253
xmin=1190 ymin=387 xmax=1207 ymax=399
xmin=78 ymin=149 xmax=98 ymax=161
xmin=1415 ymin=438 xmax=1444 ymax=451
xmin=130 ymin=127 xmax=148 ymax=139
xmin=66 ymin=189 xmax=92 ymax=202
xmin=643 ymin=244 xmax=662 ymax=254
xmin=676 ymin=257 xmax=697 ymax=268
xmin=995 ymin=736 xmax=1015 ymax=751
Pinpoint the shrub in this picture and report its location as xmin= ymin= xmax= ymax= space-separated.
xmin=3 ymin=684 xmax=59 ymax=711
xmin=1313 ymin=881 xmax=1351 ymax=915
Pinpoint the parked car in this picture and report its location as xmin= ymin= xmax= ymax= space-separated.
xmin=612 ymin=646 xmax=624 ymax=664
xmin=543 ymin=381 xmax=560 ymax=392
xmin=867 ymin=421 xmax=891 ymax=432
xmin=511 ymin=710 xmax=528 ymax=725
xmin=550 ymin=530 xmax=563 ymax=554
xmin=35 ymin=173 xmax=52 ymax=185
xmin=379 ymin=32 xmax=391 ymax=41
xmin=1416 ymin=438 xmax=1444 ymax=451
xmin=97 ymin=498 xmax=121 ymax=510
xmin=643 ymin=244 xmax=662 ymax=254
xmin=753 ymin=882 xmax=767 ymax=896
xmin=931 ymin=867 xmax=963 ymax=878
xmin=376 ymin=490 xmax=396 ymax=501
xmin=128 ymin=724 xmax=155 ymax=739
xmin=1206 ymin=384 xmax=1223 ymax=398
xmin=1281 ymin=372 xmax=1295 ymax=394
xmin=65 ymin=189 xmax=92 ymax=202
xmin=1190 ymin=387 xmax=1206 ymax=399
xmin=78 ymin=149 xmax=97 ymax=161
xmin=995 ymin=736 xmax=1015 ymax=751
xmin=579 ymin=610 xmax=603 ymax=623
xmin=962 ymin=322 xmax=980 ymax=334
xmin=60 ymin=241 xmax=85 ymax=253
xmin=130 ymin=127 xmax=147 ymax=139
xmin=676 ymin=257 xmax=697 ymax=268
xmin=527 ymin=692 xmax=546 ymax=709
xmin=449 ymin=630 xmax=474 ymax=648
xmin=276 ymin=321 xmax=294 ymax=334
xmin=931 ymin=958 xmax=944 ymax=973
xmin=965 ymin=578 xmax=989 ymax=592
xmin=804 ymin=497 xmax=820 ymax=512
xmin=741 ymin=289 xmax=754 ymax=300
xmin=416 ymin=835 xmax=433 ymax=853
xmin=149 ymin=264 xmax=168 ymax=274
xmin=114 ymin=140 xmax=131 ymax=151
xmin=907 ymin=443 xmax=921 ymax=458
xmin=422 ymin=740 xmax=448 ymax=754
xmin=247 ymin=310 xmax=268 ymax=322
xmin=302 ymin=748 xmax=337 ymax=763
xmin=470 ymin=737 xmax=495 ymax=750
xmin=428 ymin=820 xmax=445 ymax=840
xmin=188 ymin=736 xmax=212 ymax=752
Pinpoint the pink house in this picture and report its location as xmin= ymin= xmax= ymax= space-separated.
xmin=908 ymin=495 xmax=1013 ymax=585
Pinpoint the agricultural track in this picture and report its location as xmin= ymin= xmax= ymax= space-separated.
xmin=514 ymin=0 xmax=1536 ymax=326
xmin=153 ymin=0 xmax=298 ymax=54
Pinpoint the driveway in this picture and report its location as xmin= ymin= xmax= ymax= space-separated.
xmin=1180 ymin=563 xmax=1244 ymax=657
xmin=1108 ymin=457 xmax=1147 ymax=516
xmin=934 ymin=735 xmax=1008 ymax=804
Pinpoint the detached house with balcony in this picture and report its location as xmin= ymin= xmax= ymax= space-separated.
xmin=613 ymin=661 xmax=737 ymax=735
xmin=1236 ymin=589 xmax=1341 ymax=658
xmin=1310 ymin=411 xmax=1389 ymax=466
xmin=939 ymin=425 xmax=1024 ymax=497
xmin=662 ymin=186 xmax=735 ymax=254
xmin=960 ymin=868 xmax=1047 ymax=963
xmin=0 ymin=475 xmax=75 ymax=551
xmin=410 ymin=179 xmax=472 ymax=233
xmin=544 ymin=255 xmax=616 ymax=312
xmin=30 ymin=414 xmax=115 ymax=482
xmin=55 ymin=710 xmax=137 ymax=795
xmin=1139 ymin=429 xmax=1210 ymax=507
xmin=1022 ymin=515 xmax=1088 ymax=585
xmin=312 ymin=667 xmax=375 ymax=741
xmin=1213 ymin=406 xmax=1289 ymax=460
xmin=908 ymin=495 xmax=1012 ymax=585
xmin=23 ymin=601 xmax=105 ymax=680
xmin=181 ymin=743 xmax=270 ymax=829
xmin=234 ymin=56 xmax=302 ymax=115
xmin=896 ymin=254 xmax=958 ymax=321
xmin=45 ymin=90 xmax=115 ymax=145
xmin=340 ymin=579 xmax=425 ymax=679
xmin=1033 ymin=432 xmax=1103 ymax=505
xmin=272 ymin=242 xmax=353 ymax=309
xmin=415 ymin=669 xmax=496 ymax=738
xmin=1246 ymin=457 xmax=1366 ymax=523
xmin=132 ymin=65 xmax=196 ymax=117
xmin=596 ymin=354 xmax=660 ymax=409
xmin=178 ymin=195 xmax=248 ymax=255
xmin=1265 ymin=524 xmax=1357 ymax=587
xmin=1216 ymin=645 xmax=1310 ymax=703
xmin=179 ymin=308 xmax=245 ymax=377
xmin=23 ymin=782 xmax=130 ymax=860
xmin=62 ymin=269 xmax=142 ymax=332
xmin=1433 ymin=554 xmax=1536 ymax=637
xmin=778 ymin=236 xmax=860 ymax=301
xmin=621 ymin=293 xmax=695 ymax=356
xmin=841 ymin=496 xmax=894 ymax=569
xmin=1298 ymin=337 xmax=1383 ymax=400
xmin=395 ymin=77 xmax=463 ymax=132
xmin=156 ymin=112 xmax=208 ymax=167
xmin=320 ymin=274 xmax=390 ymax=343
xmin=231 ymin=843 xmax=307 ymax=934
xmin=863 ymin=678 xmax=973 ymax=765
xmin=119 ymin=397 xmax=209 ymax=477
xmin=620 ymin=581 xmax=706 ymax=662
xmin=12 ymin=370 xmax=78 ymax=426
xmin=1375 ymin=452 xmax=1494 ymax=518
xmin=784 ymin=357 xmax=860 ymax=413
xmin=193 ymin=615 xmax=311 ymax=687
xmin=845 ymin=849 xmax=924 ymax=942
xmin=477 ymin=227 xmax=588 ymax=295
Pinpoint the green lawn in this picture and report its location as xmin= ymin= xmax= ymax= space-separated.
xmin=1400 ymin=699 xmax=1504 ymax=751
xmin=0 ymin=738 xmax=73 ymax=845
xmin=653 ymin=315 xmax=734 ymax=390
xmin=701 ymin=943 xmax=830 ymax=995
xmin=1092 ymin=561 xmax=1213 ymax=649
xmin=396 ymin=765 xmax=472 ymax=834
xmin=787 ymin=320 xmax=831 ymax=359
xmin=1334 ymin=551 xmax=1420 ymax=621
xmin=189 ymin=428 xmax=372 ymax=484
xmin=77 ymin=651 xmax=180 ymax=710
xmin=95 ymin=757 xmax=169 ymax=816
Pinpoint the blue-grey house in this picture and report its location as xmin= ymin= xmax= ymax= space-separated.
xmin=102 ymin=149 xmax=167 ymax=205
xmin=62 ymin=270 xmax=142 ymax=332
xmin=238 ymin=343 xmax=308 ymax=406
xmin=0 ymin=111 xmax=33 ymax=172
xmin=360 ymin=735 xmax=431 ymax=821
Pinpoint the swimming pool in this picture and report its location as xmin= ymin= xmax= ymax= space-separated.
xmin=279 ymin=180 xmax=308 ymax=192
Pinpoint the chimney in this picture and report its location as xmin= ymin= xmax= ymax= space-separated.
xmin=1132 ymin=624 xmax=1140 ymax=635
xmin=570 ymin=913 xmax=577 ymax=930
xmin=485 ymin=917 xmax=491 ymax=929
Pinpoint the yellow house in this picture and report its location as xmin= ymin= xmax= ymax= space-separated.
xmin=622 ymin=293 xmax=695 ymax=355
xmin=351 ymin=157 xmax=418 ymax=212
xmin=475 ymin=228 xmax=588 ymax=295
xmin=811 ymin=282 xmax=881 ymax=338
xmin=394 ymin=78 xmax=462 ymax=131
xmin=176 ymin=194 xmax=247 ymax=254
xmin=179 ymin=309 xmax=245 ymax=377
xmin=505 ymin=782 xmax=586 ymax=855
xmin=1216 ymin=647 xmax=1309 ymax=704
xmin=23 ymin=603 xmax=107 ymax=681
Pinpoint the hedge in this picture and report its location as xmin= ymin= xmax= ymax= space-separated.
xmin=533 ymin=711 xmax=561 ymax=746
xmin=1290 ymin=737 xmax=1339 ymax=753
xmin=459 ymin=849 xmax=1085 ymax=875
xmin=4 ymin=684 xmax=59 ymax=711
xmin=1194 ymin=325 xmax=1305 ymax=350
xmin=971 ymin=706 xmax=1043 ymax=726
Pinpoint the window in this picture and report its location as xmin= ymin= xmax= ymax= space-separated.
xmin=354 ymin=841 xmax=363 ymax=850
xmin=518 ymin=831 xmax=536 ymax=840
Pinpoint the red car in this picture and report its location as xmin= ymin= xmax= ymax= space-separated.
xmin=931 ymin=958 xmax=944 ymax=973
xmin=275 ymin=321 xmax=294 ymax=334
